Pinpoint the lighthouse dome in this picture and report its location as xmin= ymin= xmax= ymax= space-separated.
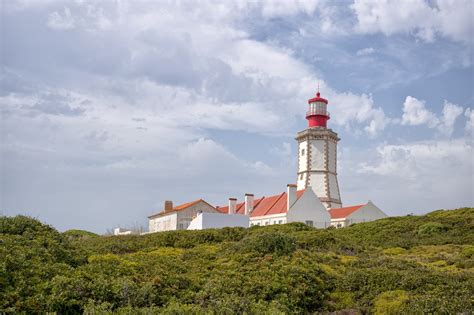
xmin=308 ymin=92 xmax=328 ymax=104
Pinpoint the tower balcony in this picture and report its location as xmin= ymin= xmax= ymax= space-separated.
xmin=306 ymin=108 xmax=330 ymax=118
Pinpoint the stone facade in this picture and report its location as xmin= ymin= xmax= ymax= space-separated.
xmin=296 ymin=127 xmax=342 ymax=209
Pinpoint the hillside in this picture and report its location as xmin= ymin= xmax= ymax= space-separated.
xmin=1 ymin=208 xmax=473 ymax=313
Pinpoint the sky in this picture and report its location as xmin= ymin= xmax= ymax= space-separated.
xmin=1 ymin=0 xmax=473 ymax=233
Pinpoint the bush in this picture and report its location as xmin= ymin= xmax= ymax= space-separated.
xmin=383 ymin=247 xmax=407 ymax=255
xmin=460 ymin=245 xmax=474 ymax=259
xmin=418 ymin=222 xmax=448 ymax=235
xmin=0 ymin=215 xmax=60 ymax=239
xmin=373 ymin=290 xmax=409 ymax=315
xmin=1 ymin=208 xmax=473 ymax=313
xmin=233 ymin=232 xmax=297 ymax=256
xmin=63 ymin=229 xmax=99 ymax=240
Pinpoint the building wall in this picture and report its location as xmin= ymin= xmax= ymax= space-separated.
xmin=114 ymin=228 xmax=134 ymax=236
xmin=297 ymin=172 xmax=307 ymax=190
xmin=298 ymin=141 xmax=308 ymax=173
xmin=347 ymin=201 xmax=387 ymax=224
xmin=309 ymin=173 xmax=327 ymax=199
xmin=176 ymin=202 xmax=218 ymax=230
xmin=149 ymin=213 xmax=178 ymax=233
xmin=328 ymin=140 xmax=336 ymax=173
xmin=328 ymin=173 xmax=340 ymax=202
xmin=310 ymin=140 xmax=325 ymax=170
xmin=188 ymin=213 xmax=249 ymax=230
xmin=287 ymin=187 xmax=331 ymax=228
xmin=330 ymin=219 xmax=348 ymax=228
xmin=250 ymin=213 xmax=287 ymax=226
xmin=297 ymin=140 xmax=308 ymax=189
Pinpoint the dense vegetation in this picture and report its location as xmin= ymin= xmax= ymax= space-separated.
xmin=1 ymin=208 xmax=473 ymax=314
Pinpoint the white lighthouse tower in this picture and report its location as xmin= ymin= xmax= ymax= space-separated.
xmin=296 ymin=89 xmax=342 ymax=209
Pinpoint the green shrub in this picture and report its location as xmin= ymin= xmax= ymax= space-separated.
xmin=1 ymin=208 xmax=473 ymax=313
xmin=418 ymin=222 xmax=448 ymax=235
xmin=63 ymin=229 xmax=99 ymax=240
xmin=383 ymin=247 xmax=407 ymax=255
xmin=461 ymin=245 xmax=474 ymax=258
xmin=0 ymin=215 xmax=60 ymax=239
xmin=233 ymin=232 xmax=296 ymax=256
xmin=373 ymin=290 xmax=409 ymax=315
xmin=326 ymin=291 xmax=356 ymax=311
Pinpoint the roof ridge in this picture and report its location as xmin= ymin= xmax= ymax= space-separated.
xmin=253 ymin=196 xmax=265 ymax=211
xmin=334 ymin=204 xmax=365 ymax=210
xmin=263 ymin=192 xmax=286 ymax=216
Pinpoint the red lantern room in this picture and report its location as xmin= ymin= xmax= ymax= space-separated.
xmin=306 ymin=91 xmax=330 ymax=128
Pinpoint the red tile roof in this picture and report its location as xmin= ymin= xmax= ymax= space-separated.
xmin=173 ymin=199 xmax=202 ymax=211
xmin=149 ymin=199 xmax=215 ymax=218
xmin=217 ymin=190 xmax=305 ymax=217
xmin=328 ymin=204 xmax=364 ymax=219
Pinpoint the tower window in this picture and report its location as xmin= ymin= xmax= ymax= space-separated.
xmin=301 ymin=148 xmax=305 ymax=156
xmin=300 ymin=174 xmax=303 ymax=180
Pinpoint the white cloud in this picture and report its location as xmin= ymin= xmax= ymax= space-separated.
xmin=2 ymin=0 xmax=470 ymax=232
xmin=356 ymin=47 xmax=376 ymax=56
xmin=401 ymin=96 xmax=439 ymax=127
xmin=465 ymin=108 xmax=474 ymax=137
xmin=178 ymin=138 xmax=269 ymax=176
xmin=437 ymin=0 xmax=474 ymax=44
xmin=353 ymin=138 xmax=473 ymax=212
xmin=330 ymin=92 xmax=390 ymax=137
xmin=258 ymin=0 xmax=319 ymax=18
xmin=438 ymin=100 xmax=463 ymax=136
xmin=47 ymin=7 xmax=75 ymax=30
xmin=351 ymin=0 xmax=473 ymax=44
xmin=360 ymin=139 xmax=471 ymax=178
xmin=401 ymin=96 xmax=466 ymax=136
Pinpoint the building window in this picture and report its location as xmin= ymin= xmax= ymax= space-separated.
xmin=178 ymin=223 xmax=183 ymax=230
xmin=301 ymin=148 xmax=305 ymax=156
xmin=278 ymin=220 xmax=283 ymax=224
xmin=300 ymin=174 xmax=303 ymax=180
xmin=337 ymin=223 xmax=342 ymax=228
xmin=265 ymin=221 xmax=269 ymax=226
xmin=305 ymin=220 xmax=314 ymax=227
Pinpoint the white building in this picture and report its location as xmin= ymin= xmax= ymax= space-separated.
xmin=329 ymin=201 xmax=388 ymax=228
xmin=145 ymin=89 xmax=388 ymax=232
xmin=113 ymin=227 xmax=134 ymax=236
xmin=216 ymin=185 xmax=331 ymax=228
xmin=187 ymin=212 xmax=249 ymax=230
xmin=148 ymin=199 xmax=219 ymax=233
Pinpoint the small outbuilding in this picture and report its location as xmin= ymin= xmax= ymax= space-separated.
xmin=148 ymin=199 xmax=219 ymax=232
xmin=329 ymin=201 xmax=387 ymax=228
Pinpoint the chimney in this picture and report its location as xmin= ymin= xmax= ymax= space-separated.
xmin=287 ymin=184 xmax=297 ymax=211
xmin=164 ymin=200 xmax=173 ymax=212
xmin=228 ymin=198 xmax=237 ymax=214
xmin=244 ymin=193 xmax=254 ymax=215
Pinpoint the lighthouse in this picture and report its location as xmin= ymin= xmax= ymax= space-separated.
xmin=296 ymin=89 xmax=342 ymax=209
